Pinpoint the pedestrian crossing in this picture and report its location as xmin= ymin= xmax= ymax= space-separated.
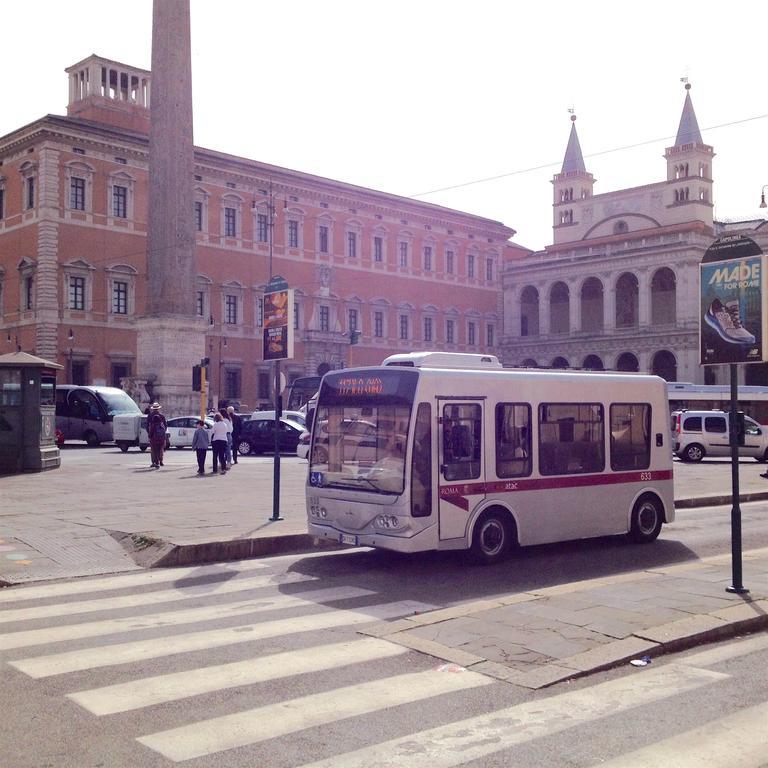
xmin=2 ymin=563 xmax=768 ymax=767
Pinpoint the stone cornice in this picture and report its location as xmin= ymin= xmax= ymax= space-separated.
xmin=0 ymin=115 xmax=519 ymax=245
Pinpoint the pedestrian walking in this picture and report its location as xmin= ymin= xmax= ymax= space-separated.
xmin=220 ymin=407 xmax=233 ymax=469
xmin=191 ymin=419 xmax=210 ymax=474
xmin=210 ymin=412 xmax=229 ymax=474
xmin=227 ymin=405 xmax=241 ymax=464
xmin=147 ymin=402 xmax=167 ymax=469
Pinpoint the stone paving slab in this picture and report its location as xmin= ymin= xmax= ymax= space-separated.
xmin=356 ymin=548 xmax=768 ymax=688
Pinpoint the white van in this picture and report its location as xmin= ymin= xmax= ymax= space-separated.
xmin=55 ymin=385 xmax=143 ymax=446
xmin=671 ymin=409 xmax=768 ymax=462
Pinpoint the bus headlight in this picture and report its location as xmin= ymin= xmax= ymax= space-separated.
xmin=375 ymin=514 xmax=400 ymax=530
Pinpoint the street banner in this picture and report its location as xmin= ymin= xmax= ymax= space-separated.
xmin=700 ymin=235 xmax=766 ymax=365
xmin=263 ymin=284 xmax=294 ymax=361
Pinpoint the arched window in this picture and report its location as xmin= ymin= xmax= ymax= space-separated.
xmin=616 ymin=352 xmax=639 ymax=373
xmin=582 ymin=354 xmax=604 ymax=370
xmin=520 ymin=358 xmax=538 ymax=367
xmin=615 ymin=273 xmax=639 ymax=329
xmin=651 ymin=267 xmax=676 ymax=326
xmin=551 ymin=356 xmax=569 ymax=369
xmin=652 ymin=350 xmax=677 ymax=382
xmin=613 ymin=220 xmax=628 ymax=235
xmin=580 ymin=277 xmax=604 ymax=332
xmin=520 ymin=285 xmax=539 ymax=337
xmin=549 ymin=282 xmax=570 ymax=334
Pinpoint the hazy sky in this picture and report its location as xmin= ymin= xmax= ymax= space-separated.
xmin=3 ymin=0 xmax=767 ymax=250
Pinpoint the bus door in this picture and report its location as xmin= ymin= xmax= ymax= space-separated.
xmin=438 ymin=400 xmax=485 ymax=541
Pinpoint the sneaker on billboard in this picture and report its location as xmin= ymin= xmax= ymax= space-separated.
xmin=705 ymin=298 xmax=756 ymax=345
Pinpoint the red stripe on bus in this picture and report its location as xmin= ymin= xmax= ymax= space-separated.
xmin=438 ymin=469 xmax=672 ymax=510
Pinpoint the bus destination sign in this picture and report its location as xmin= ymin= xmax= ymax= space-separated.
xmin=336 ymin=376 xmax=384 ymax=396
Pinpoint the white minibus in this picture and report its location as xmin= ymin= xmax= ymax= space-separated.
xmin=306 ymin=352 xmax=674 ymax=564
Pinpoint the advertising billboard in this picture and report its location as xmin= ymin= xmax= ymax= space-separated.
xmin=700 ymin=235 xmax=766 ymax=366
xmin=263 ymin=284 xmax=294 ymax=361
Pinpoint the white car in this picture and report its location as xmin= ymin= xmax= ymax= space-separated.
xmin=296 ymin=430 xmax=310 ymax=460
xmin=166 ymin=416 xmax=214 ymax=449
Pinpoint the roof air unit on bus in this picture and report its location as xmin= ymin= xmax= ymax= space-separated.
xmin=382 ymin=351 xmax=503 ymax=369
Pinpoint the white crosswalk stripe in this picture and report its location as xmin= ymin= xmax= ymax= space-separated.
xmin=0 ymin=585 xmax=375 ymax=651
xmin=68 ymin=637 xmax=408 ymax=715
xmin=0 ymin=558 xmax=268 ymax=604
xmin=590 ymin=701 xmax=768 ymax=768
xmin=8 ymin=601 xmax=434 ymax=678
xmin=4 ymin=566 xmax=768 ymax=768
xmin=0 ymin=570 xmax=316 ymax=624
xmin=137 ymin=669 xmax=493 ymax=762
xmin=296 ymin=664 xmax=729 ymax=768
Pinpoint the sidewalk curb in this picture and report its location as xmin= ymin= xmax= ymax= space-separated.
xmin=115 ymin=531 xmax=343 ymax=569
xmin=675 ymin=491 xmax=768 ymax=508
xmin=121 ymin=491 xmax=768 ymax=569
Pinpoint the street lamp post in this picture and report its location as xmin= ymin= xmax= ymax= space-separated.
xmin=760 ymin=184 xmax=768 ymax=209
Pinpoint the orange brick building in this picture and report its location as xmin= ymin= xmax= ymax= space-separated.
xmin=0 ymin=55 xmax=527 ymax=412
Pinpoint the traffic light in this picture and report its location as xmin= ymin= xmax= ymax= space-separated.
xmin=350 ymin=330 xmax=361 ymax=345
xmin=192 ymin=364 xmax=202 ymax=392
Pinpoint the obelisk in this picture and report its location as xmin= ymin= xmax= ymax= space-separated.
xmin=135 ymin=0 xmax=204 ymax=414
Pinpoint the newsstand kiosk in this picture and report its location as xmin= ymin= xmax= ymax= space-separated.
xmin=0 ymin=351 xmax=62 ymax=474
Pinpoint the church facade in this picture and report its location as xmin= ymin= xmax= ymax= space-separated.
xmin=501 ymin=86 xmax=768 ymax=385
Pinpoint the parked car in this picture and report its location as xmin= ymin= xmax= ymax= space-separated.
xmin=236 ymin=417 xmax=303 ymax=455
xmin=166 ymin=416 xmax=214 ymax=449
xmin=296 ymin=430 xmax=310 ymax=460
xmin=671 ymin=409 xmax=768 ymax=462
xmin=250 ymin=410 xmax=306 ymax=429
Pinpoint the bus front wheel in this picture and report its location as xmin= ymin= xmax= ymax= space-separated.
xmin=629 ymin=494 xmax=663 ymax=543
xmin=470 ymin=509 xmax=515 ymax=565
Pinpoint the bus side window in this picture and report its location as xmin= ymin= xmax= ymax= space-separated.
xmin=442 ymin=404 xmax=481 ymax=481
xmin=495 ymin=402 xmax=531 ymax=478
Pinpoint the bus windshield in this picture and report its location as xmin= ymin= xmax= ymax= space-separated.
xmin=97 ymin=390 xmax=142 ymax=416
xmin=309 ymin=369 xmax=418 ymax=494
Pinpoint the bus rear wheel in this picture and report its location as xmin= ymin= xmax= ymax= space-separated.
xmin=629 ymin=494 xmax=663 ymax=543
xmin=470 ymin=510 xmax=515 ymax=565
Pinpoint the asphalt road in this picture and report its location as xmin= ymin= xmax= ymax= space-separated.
xmin=3 ymin=492 xmax=768 ymax=767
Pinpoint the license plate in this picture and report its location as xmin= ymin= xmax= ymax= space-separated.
xmin=340 ymin=533 xmax=357 ymax=546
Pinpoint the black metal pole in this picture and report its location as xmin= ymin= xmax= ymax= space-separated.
xmin=726 ymin=363 xmax=748 ymax=594
xmin=270 ymin=354 xmax=283 ymax=522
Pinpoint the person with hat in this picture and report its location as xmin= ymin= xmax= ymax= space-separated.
xmin=147 ymin=402 xmax=168 ymax=469
xmin=227 ymin=405 xmax=242 ymax=465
